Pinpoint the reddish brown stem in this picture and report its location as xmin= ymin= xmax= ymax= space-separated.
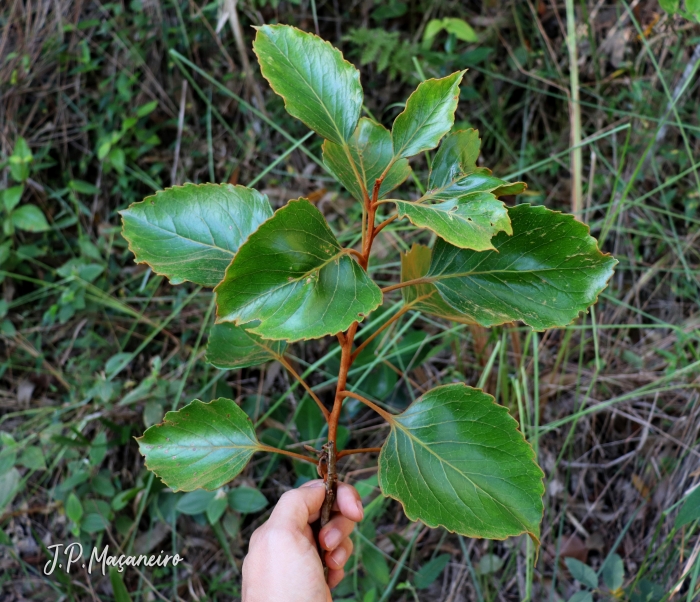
xmin=381 ymin=277 xmax=430 ymax=294
xmin=278 ymin=356 xmax=329 ymax=420
xmin=257 ymin=444 xmax=318 ymax=464
xmin=318 ymin=171 xmax=389 ymax=581
xmin=350 ymin=303 xmax=412 ymax=362
xmin=337 ymin=447 xmax=382 ymax=458
xmin=338 ymin=390 xmax=394 ymax=422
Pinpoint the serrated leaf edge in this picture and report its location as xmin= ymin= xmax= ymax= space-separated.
xmin=377 ymin=382 xmax=545 ymax=544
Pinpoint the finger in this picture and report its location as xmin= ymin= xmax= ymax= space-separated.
xmin=325 ymin=537 xmax=353 ymax=570
xmin=319 ymin=514 xmax=356 ymax=551
xmin=267 ymin=481 xmax=326 ymax=532
xmin=335 ymin=482 xmax=364 ymax=522
xmin=328 ymin=568 xmax=345 ymax=590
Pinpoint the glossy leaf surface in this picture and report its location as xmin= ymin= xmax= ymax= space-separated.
xmin=392 ymin=71 xmax=465 ymax=158
xmin=422 ymin=205 xmax=616 ymax=330
xmin=394 ymin=191 xmax=511 ymax=251
xmin=401 ymin=244 xmax=474 ymax=324
xmin=121 ymin=184 xmax=272 ymax=287
xmin=426 ymin=130 xmax=524 ymax=200
xmin=137 ymin=398 xmax=260 ymax=491
xmin=215 ymin=199 xmax=382 ymax=341
xmin=253 ymin=24 xmax=362 ymax=145
xmin=427 ymin=170 xmax=526 ymax=203
xmin=428 ymin=129 xmax=483 ymax=188
xmin=323 ymin=118 xmax=411 ymax=201
xmin=205 ymin=323 xmax=287 ymax=370
xmin=378 ymin=384 xmax=544 ymax=541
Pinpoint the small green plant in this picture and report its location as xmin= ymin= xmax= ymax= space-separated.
xmin=120 ymin=23 xmax=615 ymax=562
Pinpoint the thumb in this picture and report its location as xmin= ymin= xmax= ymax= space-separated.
xmin=267 ymin=480 xmax=326 ymax=532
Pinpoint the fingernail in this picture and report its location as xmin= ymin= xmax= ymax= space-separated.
xmin=330 ymin=546 xmax=347 ymax=567
xmin=356 ymin=499 xmax=364 ymax=519
xmin=300 ymin=480 xmax=324 ymax=489
xmin=325 ymin=528 xmax=341 ymax=549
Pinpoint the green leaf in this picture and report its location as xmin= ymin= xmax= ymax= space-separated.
xmin=401 ymin=244 xmax=475 ymax=324
xmin=66 ymin=492 xmax=84 ymax=524
xmin=602 ymin=553 xmax=624 ymax=591
xmin=109 ymin=567 xmax=134 ymax=602
xmin=565 ymin=558 xmax=598 ymax=589
xmin=362 ymin=544 xmax=390 ymax=586
xmin=0 ymin=468 xmax=20 ymax=510
xmin=378 ymin=383 xmax=544 ymax=541
xmin=428 ymin=130 xmax=483 ymax=186
xmin=18 ymin=446 xmax=46 ymax=470
xmin=137 ymin=398 xmax=261 ymax=491
xmin=207 ymin=494 xmax=228 ymax=524
xmin=443 ymin=18 xmax=478 ymax=42
xmin=426 ymin=131 xmax=525 ymax=203
xmin=69 ymin=179 xmax=99 ymax=194
xmin=476 ymin=553 xmax=504 ymax=575
xmin=11 ymin=205 xmax=50 ymax=232
xmin=9 ymin=137 xmax=33 ymax=182
xmin=82 ymin=513 xmax=110 ymax=533
xmin=675 ymin=485 xmax=700 ymax=528
xmin=567 ymin=593 xmax=593 ymax=602
xmin=394 ymin=192 xmax=511 ymax=251
xmin=228 ymin=486 xmax=268 ymax=513
xmin=414 ymin=554 xmax=451 ymax=589
xmin=0 ymin=241 xmax=11 ymax=266
xmin=176 ymin=490 xmax=216 ymax=515
xmin=658 ymin=0 xmax=679 ymax=14
xmin=422 ymin=19 xmax=446 ymax=47
xmin=205 ymin=322 xmax=287 ymax=370
xmin=136 ymin=100 xmax=158 ymax=118
xmin=419 ymin=204 xmax=616 ymax=330
xmin=323 ymin=118 xmax=411 ymax=201
xmin=120 ymin=183 xmax=272 ymax=288
xmin=215 ymin=199 xmax=382 ymax=341
xmin=391 ymin=71 xmax=465 ymax=159
xmin=253 ymin=24 xmax=362 ymax=145
xmin=2 ymin=185 xmax=24 ymax=212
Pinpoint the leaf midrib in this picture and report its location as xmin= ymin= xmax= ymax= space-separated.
xmin=127 ymin=216 xmax=236 ymax=256
xmin=393 ymin=79 xmax=458 ymax=158
xmin=392 ymin=420 xmax=532 ymax=532
xmin=264 ymin=30 xmax=346 ymax=144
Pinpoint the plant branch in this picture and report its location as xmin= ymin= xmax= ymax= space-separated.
xmin=372 ymin=214 xmax=397 ymax=238
xmin=381 ymin=277 xmax=430 ymax=294
xmin=257 ymin=444 xmax=318 ymax=465
xmin=351 ymin=303 xmax=412 ymax=362
xmin=278 ymin=355 xmax=330 ymax=421
xmin=339 ymin=390 xmax=395 ymax=422
xmin=337 ymin=447 xmax=382 ymax=458
xmin=346 ymin=248 xmax=365 ymax=262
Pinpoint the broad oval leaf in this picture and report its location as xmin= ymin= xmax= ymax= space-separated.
xmin=426 ymin=131 xmax=525 ymax=201
xmin=253 ymin=24 xmax=363 ymax=145
xmin=215 ymin=199 xmax=382 ymax=341
xmin=120 ymin=183 xmax=272 ymax=287
xmin=391 ymin=71 xmax=465 ymax=159
xmin=205 ymin=322 xmax=287 ymax=370
xmin=420 ymin=204 xmax=616 ymax=330
xmin=323 ymin=118 xmax=411 ymax=201
xmin=378 ymin=383 xmax=544 ymax=541
xmin=137 ymin=398 xmax=261 ymax=491
xmin=428 ymin=129 xmax=483 ymax=189
xmin=394 ymin=191 xmax=511 ymax=251
xmin=428 ymin=170 xmax=526 ymax=203
xmin=401 ymin=244 xmax=474 ymax=324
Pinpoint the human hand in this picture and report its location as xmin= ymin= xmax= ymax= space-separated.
xmin=242 ymin=480 xmax=364 ymax=602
